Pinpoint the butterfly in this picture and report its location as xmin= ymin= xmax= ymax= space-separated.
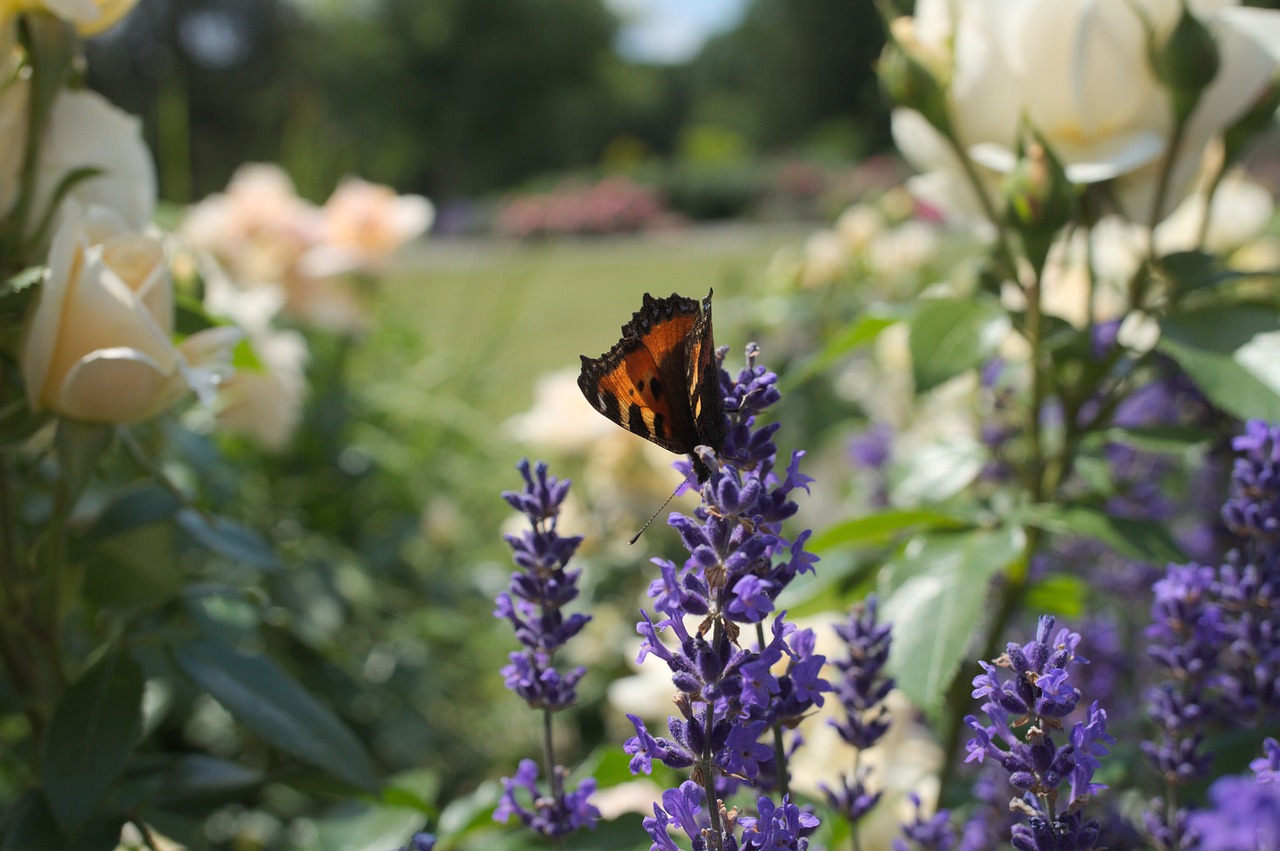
xmin=578 ymin=290 xmax=727 ymax=483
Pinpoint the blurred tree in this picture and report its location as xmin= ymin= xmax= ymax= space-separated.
xmin=687 ymin=0 xmax=889 ymax=160
xmin=302 ymin=0 xmax=621 ymax=200
xmin=87 ymin=0 xmax=305 ymax=203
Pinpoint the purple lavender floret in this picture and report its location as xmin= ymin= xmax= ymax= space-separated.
xmin=1183 ymin=773 xmax=1280 ymax=850
xmin=893 ymin=793 xmax=956 ymax=851
xmin=495 ymin=758 xmax=601 ymax=839
xmin=1253 ymin=737 xmax=1280 ymax=784
xmin=394 ymin=832 xmax=435 ymax=851
xmin=1222 ymin=419 xmax=1280 ymax=541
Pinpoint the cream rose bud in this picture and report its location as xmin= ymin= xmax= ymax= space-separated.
xmin=21 ymin=203 xmax=240 ymax=424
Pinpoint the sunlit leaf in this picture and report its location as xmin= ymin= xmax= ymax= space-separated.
xmin=908 ymin=296 xmax=1009 ymax=392
xmin=881 ymin=526 xmax=1025 ymax=713
xmin=1158 ymin=306 xmax=1280 ymax=422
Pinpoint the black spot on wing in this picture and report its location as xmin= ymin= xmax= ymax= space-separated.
xmin=627 ymin=403 xmax=648 ymax=438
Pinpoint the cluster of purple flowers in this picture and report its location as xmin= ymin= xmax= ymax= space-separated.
xmin=820 ymin=596 xmax=895 ymax=830
xmin=626 ymin=344 xmax=824 ymax=851
xmin=964 ymin=615 xmax=1113 ymax=851
xmin=1144 ymin=419 xmax=1280 ymax=850
xmin=492 ymin=460 xmax=600 ymax=839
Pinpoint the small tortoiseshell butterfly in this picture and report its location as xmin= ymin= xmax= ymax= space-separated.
xmin=578 ymin=290 xmax=727 ymax=483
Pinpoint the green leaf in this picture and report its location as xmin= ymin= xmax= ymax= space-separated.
xmin=908 ymin=297 xmax=1010 ymax=392
xmin=881 ymin=527 xmax=1025 ymax=712
xmin=53 ymin=419 xmax=112 ymax=505
xmin=786 ymin=312 xmax=898 ymax=386
xmin=1159 ymin=250 xmax=1236 ymax=295
xmin=0 ymin=791 xmax=121 ymax=851
xmin=148 ymin=755 xmax=266 ymax=805
xmin=173 ymin=640 xmax=378 ymax=791
xmin=84 ymin=483 xmax=182 ymax=544
xmin=1025 ymin=573 xmax=1089 ymax=620
xmin=1 ymin=265 xmax=45 ymax=297
xmin=890 ymin=436 xmax=986 ymax=504
xmin=1026 ymin=504 xmax=1186 ymax=564
xmin=175 ymin=509 xmax=280 ymax=570
xmin=41 ymin=651 xmax=144 ymax=833
xmin=1095 ymin=425 xmax=1210 ymax=454
xmin=810 ymin=508 xmax=971 ymax=552
xmin=1158 ymin=306 xmax=1280 ymax=422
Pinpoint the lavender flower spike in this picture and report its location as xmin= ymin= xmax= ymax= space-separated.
xmin=494 ymin=460 xmax=599 ymax=839
xmin=820 ymin=596 xmax=895 ymax=830
xmin=965 ymin=615 xmax=1110 ymax=851
xmin=625 ymin=343 xmax=824 ymax=850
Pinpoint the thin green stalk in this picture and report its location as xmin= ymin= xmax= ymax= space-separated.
xmin=701 ymin=619 xmax=727 ymax=851
xmin=849 ymin=748 xmax=864 ymax=851
xmin=541 ymin=704 xmax=566 ymax=851
xmin=1132 ymin=115 xmax=1190 ymax=311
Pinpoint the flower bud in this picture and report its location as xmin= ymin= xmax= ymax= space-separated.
xmin=1147 ymin=3 xmax=1220 ymax=122
xmin=878 ymin=18 xmax=952 ymax=136
xmin=1003 ymin=136 xmax=1073 ymax=269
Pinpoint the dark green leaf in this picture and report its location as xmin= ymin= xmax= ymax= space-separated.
xmin=175 ymin=509 xmax=280 ymax=570
xmin=811 ymin=508 xmax=971 ymax=552
xmin=1095 ymin=425 xmax=1210 ymax=454
xmin=84 ymin=483 xmax=182 ymax=544
xmin=41 ymin=651 xmax=144 ymax=833
xmin=173 ymin=640 xmax=378 ymax=791
xmin=0 ymin=791 xmax=121 ymax=851
xmin=881 ymin=527 xmax=1025 ymax=712
xmin=908 ymin=297 xmax=1010 ymax=392
xmin=1159 ymin=250 xmax=1235 ymax=295
xmin=153 ymin=755 xmax=266 ymax=804
xmin=1027 ymin=504 xmax=1186 ymax=564
xmin=54 ymin=419 xmax=112 ymax=505
xmin=1158 ymin=306 xmax=1280 ymax=422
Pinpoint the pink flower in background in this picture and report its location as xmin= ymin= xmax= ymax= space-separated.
xmin=181 ymin=163 xmax=319 ymax=289
xmin=300 ymin=177 xmax=433 ymax=277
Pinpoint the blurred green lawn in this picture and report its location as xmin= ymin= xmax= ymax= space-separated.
xmin=370 ymin=223 xmax=813 ymax=422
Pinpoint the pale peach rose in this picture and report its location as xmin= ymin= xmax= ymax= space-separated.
xmin=13 ymin=0 xmax=138 ymax=34
xmin=21 ymin=203 xmax=240 ymax=424
xmin=179 ymin=164 xmax=371 ymax=331
xmin=894 ymin=0 xmax=1280 ymax=225
xmin=37 ymin=88 xmax=155 ymax=228
xmin=300 ymin=177 xmax=433 ymax=277
xmin=180 ymin=163 xmax=318 ymax=287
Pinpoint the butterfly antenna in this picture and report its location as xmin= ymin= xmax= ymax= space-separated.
xmin=629 ymin=480 xmax=688 ymax=545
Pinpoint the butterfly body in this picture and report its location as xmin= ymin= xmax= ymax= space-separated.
xmin=578 ymin=290 xmax=727 ymax=482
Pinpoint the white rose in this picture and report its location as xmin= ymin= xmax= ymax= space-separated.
xmin=21 ymin=203 xmax=239 ymax=424
xmin=894 ymin=0 xmax=1280 ymax=225
xmin=37 ymin=88 xmax=155 ymax=229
